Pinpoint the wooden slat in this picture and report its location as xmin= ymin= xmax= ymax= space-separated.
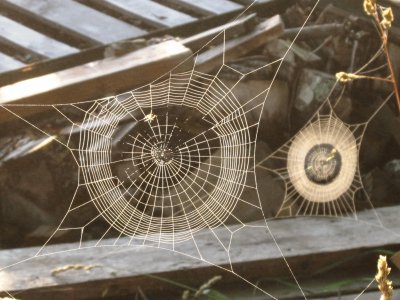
xmin=181 ymin=13 xmax=256 ymax=51
xmin=101 ymin=0 xmax=196 ymax=28
xmin=0 ymin=53 xmax=24 ymax=72
xmin=0 ymin=15 xmax=77 ymax=58
xmin=164 ymin=0 xmax=243 ymax=16
xmin=0 ymin=0 xmax=294 ymax=88
xmin=0 ymin=40 xmax=192 ymax=107
xmin=236 ymin=0 xmax=277 ymax=5
xmin=0 ymin=206 xmax=398 ymax=299
xmin=196 ymin=15 xmax=284 ymax=73
xmin=1 ymin=0 xmax=147 ymax=45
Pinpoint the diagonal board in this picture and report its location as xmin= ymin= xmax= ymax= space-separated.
xmin=0 ymin=0 xmax=146 ymax=45
xmin=102 ymin=0 xmax=196 ymax=28
xmin=0 ymin=15 xmax=77 ymax=58
xmin=0 ymin=53 xmax=24 ymax=73
xmin=163 ymin=0 xmax=243 ymax=16
xmin=0 ymin=40 xmax=192 ymax=106
xmin=196 ymin=15 xmax=284 ymax=73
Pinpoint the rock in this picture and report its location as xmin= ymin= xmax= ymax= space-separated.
xmin=223 ymin=56 xmax=275 ymax=81
xmin=292 ymin=68 xmax=352 ymax=126
xmin=263 ymin=39 xmax=296 ymax=81
xmin=282 ymin=2 xmax=309 ymax=28
xmin=264 ymin=39 xmax=296 ymax=65
xmin=385 ymin=159 xmax=400 ymax=175
xmin=294 ymin=69 xmax=335 ymax=112
xmin=384 ymin=160 xmax=400 ymax=192
xmin=265 ymin=39 xmax=321 ymax=66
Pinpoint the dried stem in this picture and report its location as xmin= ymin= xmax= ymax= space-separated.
xmin=371 ymin=3 xmax=400 ymax=111
xmin=337 ymin=1 xmax=399 ymax=111
xmin=375 ymin=255 xmax=393 ymax=300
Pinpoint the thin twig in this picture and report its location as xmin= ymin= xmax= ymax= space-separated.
xmin=372 ymin=4 xmax=400 ymax=111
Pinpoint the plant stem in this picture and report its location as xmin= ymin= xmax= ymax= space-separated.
xmin=374 ymin=9 xmax=400 ymax=112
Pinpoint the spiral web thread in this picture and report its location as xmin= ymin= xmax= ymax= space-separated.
xmin=72 ymin=71 xmax=257 ymax=245
xmin=0 ymin=1 xmax=398 ymax=299
xmin=257 ymin=100 xmax=366 ymax=218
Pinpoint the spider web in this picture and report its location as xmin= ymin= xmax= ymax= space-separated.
xmin=256 ymin=37 xmax=396 ymax=222
xmin=0 ymin=1 xmax=398 ymax=299
xmin=258 ymin=98 xmax=367 ymax=218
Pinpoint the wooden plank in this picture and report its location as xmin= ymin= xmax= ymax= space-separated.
xmin=0 ymin=40 xmax=192 ymax=107
xmin=0 ymin=53 xmax=24 ymax=73
xmin=1 ymin=0 xmax=147 ymax=45
xmin=0 ymin=36 xmax=46 ymax=64
xmin=0 ymin=206 xmax=398 ymax=299
xmin=0 ymin=0 xmax=294 ymax=88
xmin=196 ymin=15 xmax=284 ymax=73
xmin=181 ymin=13 xmax=257 ymax=51
xmin=164 ymin=0 xmax=243 ymax=16
xmin=0 ymin=15 xmax=77 ymax=58
xmin=236 ymin=0 xmax=278 ymax=5
xmin=283 ymin=23 xmax=345 ymax=41
xmin=101 ymin=0 xmax=196 ymax=28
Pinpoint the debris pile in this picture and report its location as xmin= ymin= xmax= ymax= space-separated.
xmin=0 ymin=0 xmax=399 ymax=249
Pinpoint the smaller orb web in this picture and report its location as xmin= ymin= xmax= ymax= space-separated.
xmin=257 ymin=103 xmax=367 ymax=218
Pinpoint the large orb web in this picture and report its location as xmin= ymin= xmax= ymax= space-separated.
xmin=78 ymin=71 xmax=252 ymax=244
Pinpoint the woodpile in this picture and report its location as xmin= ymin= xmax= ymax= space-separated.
xmin=0 ymin=0 xmax=399 ymax=299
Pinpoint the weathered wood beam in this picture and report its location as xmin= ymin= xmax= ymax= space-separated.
xmin=0 ymin=40 xmax=192 ymax=107
xmin=0 ymin=15 xmax=78 ymax=59
xmin=0 ymin=0 xmax=294 ymax=88
xmin=181 ymin=13 xmax=257 ymax=51
xmin=0 ymin=0 xmax=147 ymax=46
xmin=282 ymin=23 xmax=345 ymax=41
xmin=0 ymin=206 xmax=398 ymax=299
xmin=161 ymin=0 xmax=243 ymax=16
xmin=0 ymin=53 xmax=25 ymax=73
xmin=93 ymin=0 xmax=196 ymax=29
xmin=195 ymin=15 xmax=284 ymax=73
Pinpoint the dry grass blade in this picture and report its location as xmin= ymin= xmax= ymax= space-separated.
xmin=375 ymin=255 xmax=394 ymax=300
